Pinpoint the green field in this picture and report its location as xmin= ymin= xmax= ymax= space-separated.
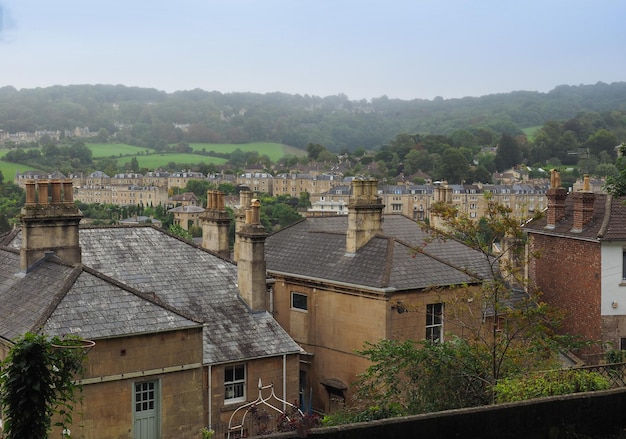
xmin=118 ymin=153 xmax=228 ymax=168
xmin=522 ymin=126 xmax=542 ymax=141
xmin=188 ymin=142 xmax=305 ymax=162
xmin=87 ymin=143 xmax=149 ymax=158
xmin=0 ymin=161 xmax=45 ymax=181
xmin=0 ymin=141 xmax=305 ymax=181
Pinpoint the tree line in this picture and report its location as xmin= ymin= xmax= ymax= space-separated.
xmin=1 ymin=82 xmax=626 ymax=152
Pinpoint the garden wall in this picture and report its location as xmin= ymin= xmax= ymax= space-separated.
xmin=263 ymin=388 xmax=626 ymax=439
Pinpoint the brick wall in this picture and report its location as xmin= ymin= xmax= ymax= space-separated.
xmin=528 ymin=233 xmax=602 ymax=357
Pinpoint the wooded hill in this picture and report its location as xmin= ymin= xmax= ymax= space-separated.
xmin=1 ymin=82 xmax=625 ymax=152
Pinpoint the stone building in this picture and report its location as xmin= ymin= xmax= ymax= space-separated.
xmin=0 ymin=179 xmax=301 ymax=438
xmin=264 ymin=179 xmax=492 ymax=413
xmin=272 ymin=173 xmax=344 ymax=197
xmin=237 ymin=172 xmax=274 ymax=194
xmin=309 ymin=182 xmax=547 ymax=224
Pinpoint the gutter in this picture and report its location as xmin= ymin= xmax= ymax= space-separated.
xmin=266 ymin=269 xmax=398 ymax=295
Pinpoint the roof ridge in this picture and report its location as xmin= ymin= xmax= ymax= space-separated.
xmin=80 ymin=265 xmax=203 ymax=324
xmin=0 ymin=228 xmax=20 ymax=246
xmin=267 ymin=217 xmax=307 ymax=237
xmin=411 ymin=237 xmax=486 ymax=282
xmin=597 ymin=194 xmax=613 ymax=239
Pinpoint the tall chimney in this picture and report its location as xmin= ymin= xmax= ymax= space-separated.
xmin=346 ymin=179 xmax=384 ymax=254
xmin=233 ymin=190 xmax=252 ymax=262
xmin=201 ymin=190 xmax=231 ymax=259
xmin=545 ymin=169 xmax=567 ymax=229
xmin=571 ymin=175 xmax=594 ymax=233
xmin=20 ymin=179 xmax=83 ymax=271
xmin=237 ymin=199 xmax=267 ymax=311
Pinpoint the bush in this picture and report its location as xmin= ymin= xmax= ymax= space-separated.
xmin=494 ymin=369 xmax=610 ymax=403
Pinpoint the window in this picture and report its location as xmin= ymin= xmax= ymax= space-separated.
xmin=291 ymin=292 xmax=308 ymax=311
xmin=134 ymin=381 xmax=156 ymax=412
xmin=225 ymin=364 xmax=246 ymax=403
xmin=426 ymin=303 xmax=443 ymax=343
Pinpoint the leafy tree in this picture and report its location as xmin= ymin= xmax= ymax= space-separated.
xmin=184 ymin=179 xmax=213 ymax=198
xmin=388 ymin=133 xmax=416 ymax=159
xmin=67 ymin=141 xmax=93 ymax=165
xmin=495 ymin=133 xmax=522 ymax=171
xmin=96 ymin=128 xmax=110 ymax=142
xmin=584 ymin=129 xmax=618 ymax=157
xmin=168 ymin=223 xmax=193 ymax=241
xmin=128 ymin=157 xmax=140 ymax=172
xmin=298 ymin=191 xmax=311 ymax=208
xmin=605 ymin=144 xmax=626 ymax=196
xmin=403 ymin=150 xmax=423 ymax=175
xmin=468 ymin=164 xmax=492 ymax=184
xmin=594 ymin=163 xmax=618 ymax=178
xmin=306 ymin=143 xmax=326 ymax=161
xmin=434 ymin=148 xmax=469 ymax=183
xmin=450 ymin=129 xmax=476 ymax=149
xmin=0 ymin=333 xmax=89 ymax=439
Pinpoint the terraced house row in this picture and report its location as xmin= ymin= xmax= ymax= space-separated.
xmin=15 ymin=170 xmax=552 ymax=226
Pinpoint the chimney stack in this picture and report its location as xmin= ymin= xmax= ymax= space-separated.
xmin=346 ymin=179 xmax=384 ymax=254
xmin=201 ymin=190 xmax=231 ymax=259
xmin=20 ymin=179 xmax=83 ymax=271
xmin=571 ymin=175 xmax=594 ymax=233
xmin=545 ymin=169 xmax=567 ymax=229
xmin=237 ymin=199 xmax=267 ymax=311
xmin=233 ymin=189 xmax=252 ymax=262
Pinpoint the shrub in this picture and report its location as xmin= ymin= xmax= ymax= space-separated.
xmin=494 ymin=369 xmax=610 ymax=403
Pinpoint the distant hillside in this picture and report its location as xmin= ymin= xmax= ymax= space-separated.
xmin=1 ymin=82 xmax=625 ymax=151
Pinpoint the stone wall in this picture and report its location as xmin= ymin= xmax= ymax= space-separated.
xmin=265 ymin=388 xmax=626 ymax=439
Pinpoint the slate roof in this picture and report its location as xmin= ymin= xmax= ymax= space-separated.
xmin=1 ymin=225 xmax=301 ymax=365
xmin=524 ymin=193 xmax=626 ymax=241
xmin=265 ymin=215 xmax=491 ymax=292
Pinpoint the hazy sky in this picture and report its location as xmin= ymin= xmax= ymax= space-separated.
xmin=1 ymin=0 xmax=624 ymax=101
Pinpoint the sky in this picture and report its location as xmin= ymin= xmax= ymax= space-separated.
xmin=0 ymin=0 xmax=624 ymax=101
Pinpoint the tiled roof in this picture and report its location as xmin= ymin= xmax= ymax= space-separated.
xmin=524 ymin=193 xmax=626 ymax=241
xmin=1 ymin=225 xmax=301 ymax=364
xmin=265 ymin=215 xmax=490 ymax=292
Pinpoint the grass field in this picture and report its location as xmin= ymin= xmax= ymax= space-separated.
xmin=117 ymin=153 xmax=228 ymax=168
xmin=0 ymin=141 xmax=306 ymax=182
xmin=188 ymin=142 xmax=305 ymax=162
xmin=0 ymin=161 xmax=45 ymax=181
xmin=87 ymin=143 xmax=149 ymax=158
xmin=522 ymin=126 xmax=542 ymax=141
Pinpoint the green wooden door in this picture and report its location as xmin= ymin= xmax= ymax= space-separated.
xmin=133 ymin=381 xmax=160 ymax=439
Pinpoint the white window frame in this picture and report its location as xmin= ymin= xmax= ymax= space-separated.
xmin=291 ymin=292 xmax=308 ymax=312
xmin=225 ymin=364 xmax=246 ymax=404
xmin=426 ymin=303 xmax=444 ymax=343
